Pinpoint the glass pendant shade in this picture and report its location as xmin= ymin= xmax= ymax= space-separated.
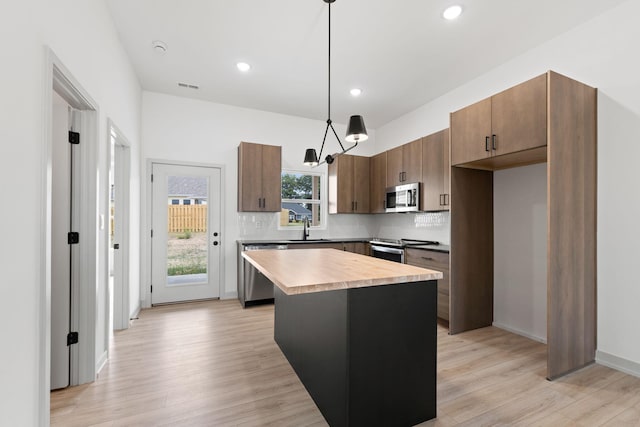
xmin=304 ymin=148 xmax=319 ymax=166
xmin=345 ymin=115 xmax=368 ymax=143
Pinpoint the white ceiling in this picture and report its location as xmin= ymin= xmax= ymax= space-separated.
xmin=106 ymin=0 xmax=626 ymax=129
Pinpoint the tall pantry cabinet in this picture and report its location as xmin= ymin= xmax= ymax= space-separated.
xmin=449 ymin=71 xmax=597 ymax=380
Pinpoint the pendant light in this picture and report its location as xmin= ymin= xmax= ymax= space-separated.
xmin=304 ymin=0 xmax=368 ymax=166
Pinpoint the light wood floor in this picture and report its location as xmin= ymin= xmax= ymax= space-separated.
xmin=51 ymin=300 xmax=640 ymax=426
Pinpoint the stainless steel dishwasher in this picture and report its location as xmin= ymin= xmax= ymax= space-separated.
xmin=237 ymin=243 xmax=288 ymax=307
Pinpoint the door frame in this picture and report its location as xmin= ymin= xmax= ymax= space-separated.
xmin=144 ymin=159 xmax=226 ymax=308
xmin=108 ymin=119 xmax=131 ymax=330
xmin=40 ymin=47 xmax=100 ymax=424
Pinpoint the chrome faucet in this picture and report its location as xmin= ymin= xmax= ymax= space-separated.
xmin=302 ymin=217 xmax=310 ymax=241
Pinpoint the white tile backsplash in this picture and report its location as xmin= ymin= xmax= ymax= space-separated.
xmin=237 ymin=212 xmax=377 ymax=241
xmin=373 ymin=211 xmax=450 ymax=244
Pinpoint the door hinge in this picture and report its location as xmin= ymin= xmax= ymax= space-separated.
xmin=67 ymin=332 xmax=79 ymax=346
xmin=68 ymin=232 xmax=80 ymax=244
xmin=68 ymin=131 xmax=80 ymax=145
xmin=151 ymin=173 xmax=154 ymax=183
xmin=150 ymin=285 xmax=153 ymax=293
xmin=151 ymin=229 xmax=153 ymax=238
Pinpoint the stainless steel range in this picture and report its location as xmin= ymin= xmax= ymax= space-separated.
xmin=370 ymin=238 xmax=440 ymax=263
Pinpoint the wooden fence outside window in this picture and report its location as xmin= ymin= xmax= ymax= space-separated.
xmin=167 ymin=205 xmax=208 ymax=233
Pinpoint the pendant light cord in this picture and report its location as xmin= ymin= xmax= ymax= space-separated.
xmin=314 ymin=0 xmax=348 ymax=165
xmin=327 ymin=1 xmax=331 ymax=122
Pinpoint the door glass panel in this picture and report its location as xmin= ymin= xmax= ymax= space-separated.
xmin=166 ymin=175 xmax=208 ymax=286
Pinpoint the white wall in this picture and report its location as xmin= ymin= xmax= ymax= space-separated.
xmin=0 ymin=0 xmax=141 ymax=424
xmin=375 ymin=0 xmax=640 ymax=371
xmin=141 ymin=92 xmax=377 ymax=300
xmin=493 ymin=164 xmax=547 ymax=342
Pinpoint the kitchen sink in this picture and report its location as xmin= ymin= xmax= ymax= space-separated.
xmin=287 ymin=239 xmax=330 ymax=242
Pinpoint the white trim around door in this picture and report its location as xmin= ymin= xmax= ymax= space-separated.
xmin=41 ymin=47 xmax=101 ymax=425
xmin=144 ymin=159 xmax=226 ymax=308
xmin=108 ymin=119 xmax=131 ymax=331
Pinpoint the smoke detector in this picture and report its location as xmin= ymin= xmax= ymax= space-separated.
xmin=152 ymin=40 xmax=168 ymax=54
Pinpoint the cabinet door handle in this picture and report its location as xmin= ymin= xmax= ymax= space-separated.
xmin=421 ymin=256 xmax=435 ymax=261
xmin=355 ymin=201 xmax=358 ymax=211
xmin=403 ymin=172 xmax=407 ymax=182
xmin=439 ymin=194 xmax=444 ymax=206
xmin=445 ymin=194 xmax=449 ymax=206
xmin=399 ymin=172 xmax=402 ymax=182
xmin=492 ymin=134 xmax=497 ymax=151
xmin=485 ymin=136 xmax=490 ymax=152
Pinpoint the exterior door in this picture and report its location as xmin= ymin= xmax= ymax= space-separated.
xmin=151 ymin=163 xmax=222 ymax=304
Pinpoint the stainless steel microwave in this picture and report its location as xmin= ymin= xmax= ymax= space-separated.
xmin=385 ymin=182 xmax=420 ymax=213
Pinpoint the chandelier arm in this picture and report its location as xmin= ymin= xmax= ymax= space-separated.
xmin=328 ymin=122 xmax=346 ymax=152
xmin=317 ymin=122 xmax=331 ymax=162
xmin=313 ymin=142 xmax=359 ymax=167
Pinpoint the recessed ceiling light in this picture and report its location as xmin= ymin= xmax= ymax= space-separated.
xmin=350 ymin=88 xmax=362 ymax=97
xmin=236 ymin=62 xmax=251 ymax=72
xmin=443 ymin=5 xmax=463 ymax=20
xmin=152 ymin=40 xmax=167 ymax=54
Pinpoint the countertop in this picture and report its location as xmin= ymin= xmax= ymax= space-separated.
xmin=237 ymin=238 xmax=450 ymax=253
xmin=242 ymin=248 xmax=442 ymax=295
xmin=237 ymin=237 xmax=371 ymax=245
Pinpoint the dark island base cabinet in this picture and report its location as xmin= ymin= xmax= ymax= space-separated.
xmin=274 ymin=282 xmax=437 ymax=427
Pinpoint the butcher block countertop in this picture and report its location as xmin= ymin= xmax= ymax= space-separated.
xmin=242 ymin=248 xmax=443 ymax=295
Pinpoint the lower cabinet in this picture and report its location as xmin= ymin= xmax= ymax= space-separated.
xmin=405 ymin=248 xmax=450 ymax=321
xmin=287 ymin=242 xmax=343 ymax=250
xmin=342 ymin=242 xmax=369 ymax=255
xmin=288 ymin=241 xmax=370 ymax=255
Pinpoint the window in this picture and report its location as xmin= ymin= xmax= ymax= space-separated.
xmin=183 ymin=199 xmax=191 ymax=205
xmin=171 ymin=199 xmax=179 ymax=205
xmin=280 ymin=171 xmax=324 ymax=228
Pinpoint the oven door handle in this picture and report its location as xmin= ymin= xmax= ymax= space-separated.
xmin=371 ymin=245 xmax=405 ymax=255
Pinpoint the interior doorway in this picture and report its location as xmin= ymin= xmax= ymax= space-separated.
xmin=151 ymin=162 xmax=222 ymax=304
xmin=108 ymin=120 xmax=131 ymax=331
xmin=50 ymin=91 xmax=78 ymax=390
xmin=42 ymin=49 xmax=101 ymax=424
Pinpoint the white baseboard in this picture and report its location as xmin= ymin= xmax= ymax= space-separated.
xmin=221 ymin=291 xmax=238 ymax=300
xmin=596 ymin=350 xmax=640 ymax=378
xmin=492 ymin=322 xmax=547 ymax=344
xmin=130 ymin=304 xmax=141 ymax=320
xmin=95 ymin=350 xmax=108 ymax=376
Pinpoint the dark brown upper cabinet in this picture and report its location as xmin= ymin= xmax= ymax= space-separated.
xmin=450 ymin=73 xmax=547 ymax=170
xmin=386 ymin=138 xmax=422 ymax=186
xmin=328 ymin=154 xmax=370 ymax=214
xmin=369 ymin=152 xmax=387 ymax=213
xmin=421 ymin=129 xmax=450 ymax=211
xmin=237 ymin=141 xmax=282 ymax=212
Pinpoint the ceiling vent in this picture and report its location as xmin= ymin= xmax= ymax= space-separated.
xmin=178 ymin=82 xmax=199 ymax=90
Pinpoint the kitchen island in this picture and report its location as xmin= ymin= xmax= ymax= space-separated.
xmin=242 ymin=249 xmax=442 ymax=427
